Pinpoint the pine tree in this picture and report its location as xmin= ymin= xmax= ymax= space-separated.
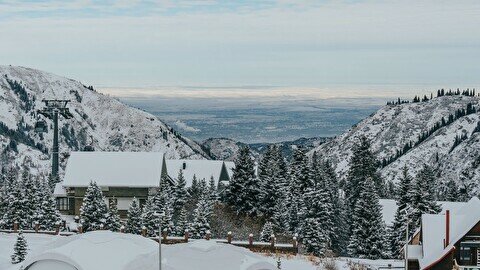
xmin=1 ymin=174 xmax=27 ymax=229
xmin=208 ymin=176 xmax=218 ymax=203
xmin=126 ymin=197 xmax=143 ymax=234
xmin=191 ymin=193 xmax=212 ymax=239
xmin=445 ymin=179 xmax=459 ymax=201
xmin=258 ymin=145 xmax=286 ymax=217
xmin=348 ymin=178 xmax=387 ymax=259
xmin=271 ymin=190 xmax=289 ymax=233
xmin=105 ymin=198 xmax=121 ymax=231
xmin=188 ymin=175 xmax=202 ymax=202
xmin=410 ymin=165 xmax=441 ymax=230
xmin=79 ymin=181 xmax=108 ymax=231
xmin=302 ymin=217 xmax=327 ymax=257
xmin=37 ymin=180 xmax=61 ymax=231
xmin=224 ymin=146 xmax=260 ymax=216
xmin=142 ymin=194 xmax=161 ymax=237
xmin=11 ymin=231 xmax=28 ymax=264
xmin=390 ymin=166 xmax=414 ymax=257
xmin=173 ymin=169 xmax=189 ymax=218
xmin=21 ymin=169 xmax=38 ymax=229
xmin=260 ymin=221 xmax=274 ymax=242
xmin=175 ymin=206 xmax=189 ymax=236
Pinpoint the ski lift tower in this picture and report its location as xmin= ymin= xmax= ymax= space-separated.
xmin=36 ymin=99 xmax=73 ymax=181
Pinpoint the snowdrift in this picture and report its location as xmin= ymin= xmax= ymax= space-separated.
xmin=21 ymin=231 xmax=276 ymax=270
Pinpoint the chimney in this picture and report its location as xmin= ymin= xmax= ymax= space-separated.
xmin=182 ymin=162 xmax=186 ymax=170
xmin=445 ymin=210 xmax=450 ymax=247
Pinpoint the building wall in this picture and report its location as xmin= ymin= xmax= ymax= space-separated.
xmin=71 ymin=187 xmax=149 ymax=217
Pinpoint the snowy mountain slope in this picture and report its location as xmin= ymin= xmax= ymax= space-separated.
xmin=311 ymin=95 xmax=480 ymax=192
xmin=202 ymin=138 xmax=246 ymax=161
xmin=0 ymin=65 xmax=208 ymax=176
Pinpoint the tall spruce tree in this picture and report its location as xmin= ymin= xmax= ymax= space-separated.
xmin=37 ymin=180 xmax=61 ymax=231
xmin=390 ymin=166 xmax=414 ymax=257
xmin=79 ymin=181 xmax=109 ymax=231
xmin=173 ymin=169 xmax=189 ymax=219
xmin=258 ymin=145 xmax=279 ymax=217
xmin=191 ymin=193 xmax=212 ymax=239
xmin=175 ymin=206 xmax=189 ymax=236
xmin=142 ymin=194 xmax=161 ymax=237
xmin=410 ymin=165 xmax=441 ymax=230
xmin=126 ymin=197 xmax=143 ymax=234
xmin=348 ymin=178 xmax=388 ymax=259
xmin=224 ymin=146 xmax=260 ymax=216
xmin=1 ymin=174 xmax=27 ymax=229
xmin=260 ymin=221 xmax=274 ymax=242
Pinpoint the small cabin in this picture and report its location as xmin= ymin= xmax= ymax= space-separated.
xmin=407 ymin=197 xmax=480 ymax=270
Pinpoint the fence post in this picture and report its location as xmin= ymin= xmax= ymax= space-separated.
xmin=78 ymin=224 xmax=83 ymax=234
xmin=248 ymin=233 xmax=253 ymax=246
xmin=62 ymin=219 xmax=66 ymax=229
xmin=99 ymin=224 xmax=104 ymax=231
xmin=141 ymin=226 xmax=147 ymax=237
xmin=270 ymin=234 xmax=276 ymax=250
xmin=34 ymin=221 xmax=39 ymax=233
xmin=205 ymin=230 xmax=211 ymax=240
xmin=120 ymin=225 xmax=125 ymax=233
xmin=292 ymin=234 xmax=298 ymax=250
xmin=13 ymin=221 xmax=18 ymax=233
xmin=184 ymin=229 xmax=189 ymax=242
xmin=55 ymin=221 xmax=61 ymax=235
xmin=227 ymin=231 xmax=232 ymax=244
xmin=162 ymin=228 xmax=168 ymax=242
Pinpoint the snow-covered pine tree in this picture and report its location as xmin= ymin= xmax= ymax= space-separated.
xmin=224 ymin=146 xmax=260 ymax=216
xmin=1 ymin=173 xmax=27 ymax=229
xmin=208 ymin=176 xmax=218 ymax=203
xmin=258 ymin=145 xmax=283 ymax=217
xmin=173 ymin=169 xmax=189 ymax=219
xmin=174 ymin=206 xmax=189 ymax=236
xmin=271 ymin=189 xmax=289 ymax=233
xmin=21 ymin=169 xmax=38 ymax=229
xmin=345 ymin=136 xmax=385 ymax=216
xmin=260 ymin=221 xmax=274 ymax=242
xmin=191 ymin=193 xmax=212 ymax=239
xmin=11 ymin=231 xmax=28 ymax=264
xmin=300 ymin=156 xmax=333 ymax=257
xmin=289 ymin=147 xmax=311 ymax=196
xmin=347 ymin=177 xmax=388 ymax=259
xmin=188 ymin=175 xmax=201 ymax=202
xmin=444 ymin=179 xmax=459 ymax=201
xmin=37 ymin=179 xmax=61 ymax=231
xmin=126 ymin=197 xmax=143 ymax=234
xmin=390 ymin=165 xmax=414 ymax=257
xmin=410 ymin=165 xmax=441 ymax=230
xmin=141 ymin=194 xmax=160 ymax=237
xmin=79 ymin=181 xmax=108 ymax=231
xmin=105 ymin=198 xmax=121 ymax=231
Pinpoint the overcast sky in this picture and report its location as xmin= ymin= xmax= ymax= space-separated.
xmin=1 ymin=0 xmax=479 ymax=92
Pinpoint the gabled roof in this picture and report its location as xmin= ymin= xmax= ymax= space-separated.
xmin=379 ymin=199 xmax=467 ymax=226
xmin=63 ymin=152 xmax=166 ymax=188
xmin=419 ymin=197 xmax=480 ymax=269
xmin=165 ymin=159 xmax=235 ymax=187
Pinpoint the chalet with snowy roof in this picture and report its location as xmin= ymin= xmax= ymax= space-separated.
xmin=406 ymin=197 xmax=480 ymax=270
xmin=55 ymin=151 xmax=235 ymax=217
xmin=165 ymin=159 xmax=235 ymax=188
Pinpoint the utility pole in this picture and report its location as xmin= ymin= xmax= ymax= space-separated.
xmin=36 ymin=99 xmax=73 ymax=182
xmin=402 ymin=208 xmax=410 ymax=270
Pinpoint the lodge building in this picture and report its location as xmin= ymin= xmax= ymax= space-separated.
xmin=407 ymin=197 xmax=480 ymax=270
xmin=54 ymin=151 xmax=234 ymax=217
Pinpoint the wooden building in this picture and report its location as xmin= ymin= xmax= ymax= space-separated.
xmin=54 ymin=152 xmax=235 ymax=217
xmin=407 ymin=197 xmax=480 ymax=270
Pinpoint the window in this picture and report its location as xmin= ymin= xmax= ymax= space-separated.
xmin=57 ymin=198 xmax=69 ymax=211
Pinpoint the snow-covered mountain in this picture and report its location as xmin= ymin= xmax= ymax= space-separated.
xmin=311 ymin=94 xmax=480 ymax=194
xmin=0 ymin=65 xmax=208 ymax=176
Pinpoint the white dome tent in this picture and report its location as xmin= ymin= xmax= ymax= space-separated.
xmin=21 ymin=231 xmax=276 ymax=270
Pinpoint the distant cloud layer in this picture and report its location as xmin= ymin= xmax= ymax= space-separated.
xmin=1 ymin=1 xmax=479 ymax=89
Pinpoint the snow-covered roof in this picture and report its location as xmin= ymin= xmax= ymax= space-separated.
xmin=418 ymin=197 xmax=480 ymax=269
xmin=379 ymin=199 xmax=467 ymax=226
xmin=165 ymin=159 xmax=235 ymax=187
xmin=63 ymin=152 xmax=165 ymax=188
xmin=407 ymin=245 xmax=423 ymax=260
xmin=53 ymin=183 xmax=67 ymax=197
xmin=21 ymin=232 xmax=275 ymax=270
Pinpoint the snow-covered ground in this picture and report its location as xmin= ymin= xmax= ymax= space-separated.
xmin=0 ymin=232 xmax=403 ymax=270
